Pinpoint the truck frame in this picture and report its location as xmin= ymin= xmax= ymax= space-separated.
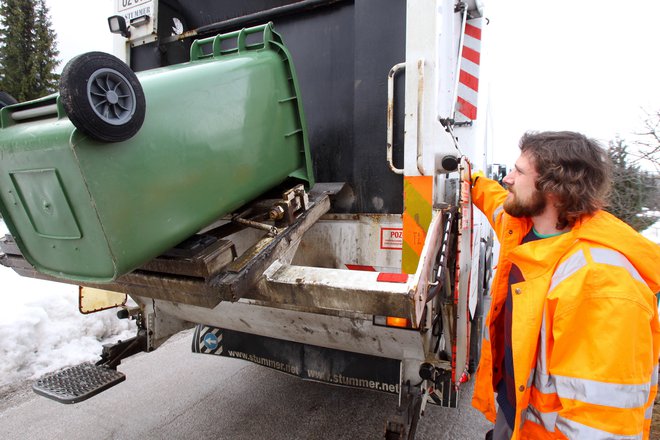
xmin=0 ymin=1 xmax=495 ymax=438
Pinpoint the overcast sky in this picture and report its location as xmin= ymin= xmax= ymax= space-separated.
xmin=44 ymin=0 xmax=660 ymax=166
xmin=485 ymin=1 xmax=660 ymax=165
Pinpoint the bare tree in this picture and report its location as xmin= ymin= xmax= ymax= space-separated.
xmin=607 ymin=138 xmax=658 ymax=232
xmin=631 ymin=109 xmax=660 ymax=172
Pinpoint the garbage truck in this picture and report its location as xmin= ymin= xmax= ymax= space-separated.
xmin=0 ymin=0 xmax=495 ymax=437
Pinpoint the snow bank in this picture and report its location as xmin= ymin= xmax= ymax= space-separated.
xmin=642 ymin=218 xmax=660 ymax=244
xmin=0 ymin=221 xmax=135 ymax=387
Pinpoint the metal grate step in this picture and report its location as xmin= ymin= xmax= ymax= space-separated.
xmin=32 ymin=362 xmax=125 ymax=404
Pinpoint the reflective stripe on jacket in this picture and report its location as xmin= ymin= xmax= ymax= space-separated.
xmin=471 ymin=176 xmax=660 ymax=440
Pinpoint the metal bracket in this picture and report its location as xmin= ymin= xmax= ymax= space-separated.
xmin=269 ymin=184 xmax=310 ymax=227
xmin=418 ymin=362 xmax=458 ymax=408
xmin=231 ymin=184 xmax=311 ymax=236
xmin=96 ymin=329 xmax=148 ymax=370
xmin=384 ymin=381 xmax=424 ymax=439
xmin=216 ymin=190 xmax=330 ymax=301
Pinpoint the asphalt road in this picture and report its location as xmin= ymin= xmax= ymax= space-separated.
xmin=0 ymin=329 xmax=491 ymax=439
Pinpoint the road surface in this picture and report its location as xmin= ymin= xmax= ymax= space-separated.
xmin=0 ymin=329 xmax=491 ymax=439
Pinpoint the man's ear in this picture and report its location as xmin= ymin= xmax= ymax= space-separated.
xmin=546 ymin=191 xmax=561 ymax=207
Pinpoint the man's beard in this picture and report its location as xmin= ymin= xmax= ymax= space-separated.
xmin=503 ymin=187 xmax=547 ymax=218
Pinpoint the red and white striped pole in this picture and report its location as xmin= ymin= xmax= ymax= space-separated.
xmin=456 ymin=18 xmax=482 ymax=122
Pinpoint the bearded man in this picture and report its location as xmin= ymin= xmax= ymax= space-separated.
xmin=470 ymin=131 xmax=660 ymax=439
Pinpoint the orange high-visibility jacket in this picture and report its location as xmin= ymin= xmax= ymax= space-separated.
xmin=471 ymin=176 xmax=660 ymax=439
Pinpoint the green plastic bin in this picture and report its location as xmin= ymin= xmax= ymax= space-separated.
xmin=0 ymin=23 xmax=314 ymax=282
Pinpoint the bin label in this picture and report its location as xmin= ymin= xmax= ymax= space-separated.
xmin=380 ymin=228 xmax=403 ymax=250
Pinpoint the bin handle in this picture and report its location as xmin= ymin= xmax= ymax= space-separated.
xmin=387 ymin=62 xmax=405 ymax=175
xmin=416 ymin=59 xmax=426 ymax=176
xmin=190 ymin=22 xmax=275 ymax=61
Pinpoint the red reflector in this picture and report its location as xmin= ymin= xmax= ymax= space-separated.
xmin=345 ymin=264 xmax=377 ymax=271
xmin=386 ymin=317 xmax=411 ymax=328
xmin=377 ymin=273 xmax=408 ymax=283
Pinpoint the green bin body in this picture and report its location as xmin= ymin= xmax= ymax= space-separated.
xmin=0 ymin=24 xmax=314 ymax=282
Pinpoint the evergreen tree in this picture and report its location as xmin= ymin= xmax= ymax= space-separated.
xmin=607 ymin=138 xmax=658 ymax=231
xmin=0 ymin=0 xmax=59 ymax=102
xmin=33 ymin=0 xmax=59 ymax=93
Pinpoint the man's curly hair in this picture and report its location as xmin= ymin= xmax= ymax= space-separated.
xmin=519 ymin=131 xmax=612 ymax=230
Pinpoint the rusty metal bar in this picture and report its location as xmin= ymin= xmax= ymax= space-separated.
xmin=416 ymin=58 xmax=426 ymax=175
xmin=387 ymin=62 xmax=405 ymax=175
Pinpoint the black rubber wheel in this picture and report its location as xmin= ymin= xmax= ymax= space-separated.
xmin=59 ymin=51 xmax=145 ymax=142
xmin=0 ymin=91 xmax=18 ymax=109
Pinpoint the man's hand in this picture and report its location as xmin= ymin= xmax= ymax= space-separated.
xmin=471 ymin=170 xmax=485 ymax=185
xmin=461 ymin=170 xmax=484 ymax=202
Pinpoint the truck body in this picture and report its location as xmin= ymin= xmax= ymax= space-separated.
xmin=0 ymin=0 xmax=496 ymax=437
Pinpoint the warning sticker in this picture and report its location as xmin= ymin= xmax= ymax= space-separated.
xmin=380 ymin=228 xmax=403 ymax=250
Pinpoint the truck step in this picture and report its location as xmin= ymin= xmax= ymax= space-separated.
xmin=32 ymin=362 xmax=125 ymax=404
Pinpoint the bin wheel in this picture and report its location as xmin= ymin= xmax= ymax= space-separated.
xmin=0 ymin=91 xmax=18 ymax=109
xmin=59 ymin=51 xmax=145 ymax=142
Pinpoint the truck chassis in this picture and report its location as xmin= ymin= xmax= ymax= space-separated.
xmin=0 ymin=179 xmax=480 ymax=438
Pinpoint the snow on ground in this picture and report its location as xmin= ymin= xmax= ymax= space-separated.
xmin=642 ymin=217 xmax=660 ymax=244
xmin=0 ymin=221 xmax=135 ymax=388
